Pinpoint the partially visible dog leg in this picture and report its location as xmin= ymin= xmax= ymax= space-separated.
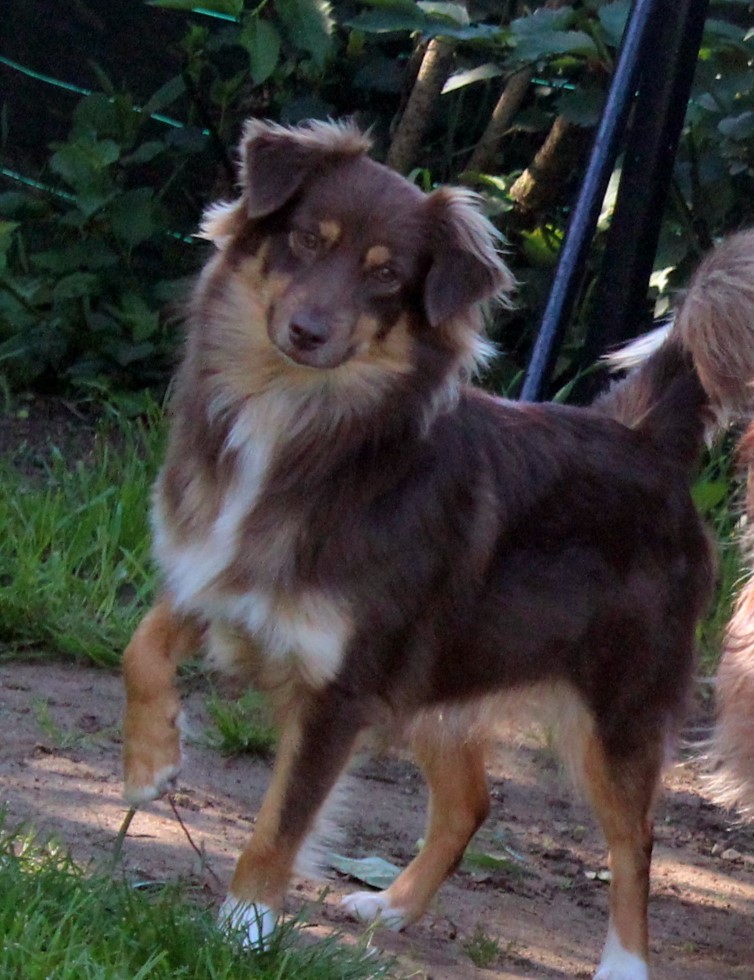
xmin=342 ymin=733 xmax=490 ymax=930
xmin=583 ymin=731 xmax=661 ymax=980
xmin=220 ymin=690 xmax=363 ymax=948
xmin=122 ymin=598 xmax=202 ymax=803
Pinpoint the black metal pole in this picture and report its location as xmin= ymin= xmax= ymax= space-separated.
xmin=574 ymin=0 xmax=711 ymax=397
xmin=520 ymin=0 xmax=661 ymax=402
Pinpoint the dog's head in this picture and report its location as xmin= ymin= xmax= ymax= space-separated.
xmin=198 ymin=120 xmax=513 ymax=388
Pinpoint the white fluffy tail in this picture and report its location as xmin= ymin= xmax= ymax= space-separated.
xmin=604 ymin=321 xmax=672 ymax=374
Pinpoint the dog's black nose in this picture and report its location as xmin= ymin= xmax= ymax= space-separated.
xmin=289 ymin=313 xmax=329 ymax=351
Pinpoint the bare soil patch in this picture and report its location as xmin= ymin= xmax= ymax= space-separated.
xmin=1 ymin=661 xmax=752 ymax=979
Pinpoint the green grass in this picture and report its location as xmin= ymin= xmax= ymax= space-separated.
xmin=461 ymin=923 xmax=502 ymax=969
xmin=0 ymin=820 xmax=393 ymax=980
xmin=205 ymin=688 xmax=278 ymax=757
xmin=0 ymin=412 xmax=160 ymax=666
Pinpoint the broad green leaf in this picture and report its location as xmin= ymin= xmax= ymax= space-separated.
xmin=704 ymin=17 xmax=748 ymax=44
xmin=113 ymin=293 xmax=162 ymax=343
xmin=443 ymin=63 xmax=503 ymax=94
xmin=597 ymin=0 xmax=630 ymax=47
xmin=345 ymin=7 xmax=428 ymax=32
xmin=240 ymin=17 xmax=282 ymax=84
xmin=142 ymin=75 xmax=187 ymax=117
xmin=511 ymin=6 xmax=575 ymax=35
xmin=0 ymin=191 xmax=48 ymax=219
xmin=32 ymin=242 xmax=119 ymax=273
xmin=111 ymin=340 xmax=157 ymax=367
xmin=50 ymin=139 xmax=120 ymax=187
xmin=0 ymin=220 xmax=19 ymax=243
xmin=69 ymin=188 xmax=114 ymax=221
xmin=346 ymin=0 xmax=498 ymax=38
xmin=462 ymin=848 xmax=525 ymax=873
xmin=72 ymin=93 xmax=120 ymax=138
xmin=417 ymin=1 xmax=469 ymax=25
xmin=109 ymin=188 xmax=158 ymax=247
xmin=597 ymin=167 xmax=621 ymax=229
xmin=509 ymin=8 xmax=594 ymax=61
xmin=209 ymin=71 xmax=246 ymax=109
xmin=275 ymin=0 xmax=335 ymax=67
xmin=430 ymin=22 xmax=502 ymax=41
xmin=718 ymin=111 xmax=754 ymax=140
xmin=123 ymin=141 xmax=168 ymax=166
xmin=512 ymin=29 xmax=597 ymax=61
xmin=52 ymin=272 xmax=100 ymax=302
xmin=0 ymin=221 xmax=18 ymax=271
xmin=521 ymin=226 xmax=562 ymax=268
xmin=329 ymin=854 xmax=401 ymax=889
xmin=149 ymin=0 xmax=243 ymax=14
xmin=356 ymin=0 xmax=423 ymax=15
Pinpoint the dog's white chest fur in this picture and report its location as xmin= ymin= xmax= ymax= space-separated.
xmin=152 ymin=400 xmax=351 ymax=687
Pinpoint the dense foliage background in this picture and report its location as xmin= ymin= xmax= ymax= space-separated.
xmin=1 ymin=0 xmax=753 ymax=402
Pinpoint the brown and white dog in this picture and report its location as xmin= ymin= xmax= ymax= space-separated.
xmin=122 ymin=120 xmax=754 ymax=980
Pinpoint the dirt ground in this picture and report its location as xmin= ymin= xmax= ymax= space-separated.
xmin=1 ymin=661 xmax=752 ymax=979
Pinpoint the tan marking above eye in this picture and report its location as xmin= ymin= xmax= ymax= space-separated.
xmin=318 ymin=220 xmax=342 ymax=246
xmin=364 ymin=245 xmax=392 ymax=270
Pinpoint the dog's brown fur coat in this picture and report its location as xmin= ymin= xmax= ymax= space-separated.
xmin=122 ymin=122 xmax=754 ymax=978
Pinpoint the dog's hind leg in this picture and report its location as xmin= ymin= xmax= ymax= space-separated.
xmin=220 ymin=689 xmax=364 ymax=948
xmin=122 ymin=598 xmax=203 ymax=803
xmin=581 ymin=729 xmax=662 ymax=980
xmin=342 ymin=730 xmax=490 ymax=930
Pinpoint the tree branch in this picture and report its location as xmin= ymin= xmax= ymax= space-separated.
xmin=509 ymin=115 xmax=591 ymax=214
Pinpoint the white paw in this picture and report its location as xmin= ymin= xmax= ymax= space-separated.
xmin=594 ymin=943 xmax=649 ymax=980
xmin=218 ymin=895 xmax=277 ymax=950
xmin=593 ymin=964 xmax=648 ymax=980
xmin=124 ymin=761 xmax=181 ymax=805
xmin=341 ymin=890 xmax=409 ymax=931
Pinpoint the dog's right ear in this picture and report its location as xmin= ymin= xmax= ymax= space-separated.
xmin=239 ymin=119 xmax=372 ymax=219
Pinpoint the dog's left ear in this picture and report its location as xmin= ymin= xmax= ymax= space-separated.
xmin=424 ymin=189 xmax=515 ymax=326
xmin=239 ymin=119 xmax=371 ymax=219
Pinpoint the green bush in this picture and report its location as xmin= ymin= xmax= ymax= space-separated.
xmin=1 ymin=0 xmax=753 ymax=396
xmin=0 ymin=88 xmax=203 ymax=395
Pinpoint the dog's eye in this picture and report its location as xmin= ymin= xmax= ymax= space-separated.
xmin=289 ymin=230 xmax=321 ymax=255
xmin=371 ymin=266 xmax=399 ymax=288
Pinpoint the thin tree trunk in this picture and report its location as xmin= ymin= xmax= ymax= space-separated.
xmin=465 ymin=68 xmax=532 ymax=174
xmin=386 ymin=37 xmax=456 ymax=174
xmin=509 ymin=115 xmax=591 ymax=213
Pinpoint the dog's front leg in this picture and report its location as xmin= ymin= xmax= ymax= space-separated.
xmin=122 ymin=598 xmax=202 ymax=803
xmin=219 ymin=688 xmax=363 ymax=948
xmin=343 ymin=730 xmax=490 ymax=930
